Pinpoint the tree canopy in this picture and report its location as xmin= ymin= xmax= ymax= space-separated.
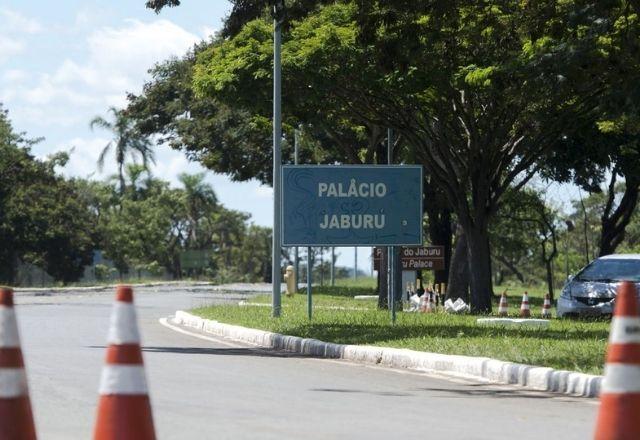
xmin=129 ymin=1 xmax=640 ymax=307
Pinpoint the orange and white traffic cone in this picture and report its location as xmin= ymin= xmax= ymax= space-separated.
xmin=594 ymin=281 xmax=640 ymax=439
xmin=0 ymin=287 xmax=37 ymax=440
xmin=498 ymin=292 xmax=508 ymax=317
xmin=94 ymin=286 xmax=155 ymax=440
xmin=519 ymin=292 xmax=531 ymax=318
xmin=541 ymin=294 xmax=552 ymax=319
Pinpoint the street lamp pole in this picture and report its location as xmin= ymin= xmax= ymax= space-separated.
xmin=294 ymin=127 xmax=300 ymax=291
xmin=271 ymin=0 xmax=285 ymax=317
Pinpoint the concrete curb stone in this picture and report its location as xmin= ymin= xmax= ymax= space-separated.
xmin=172 ymin=310 xmax=602 ymax=398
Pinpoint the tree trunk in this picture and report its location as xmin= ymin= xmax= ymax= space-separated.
xmin=428 ymin=209 xmax=452 ymax=285
xmin=465 ymin=225 xmax=493 ymax=313
xmin=0 ymin=249 xmax=17 ymax=285
xmin=578 ymin=190 xmax=591 ymax=264
xmin=545 ymin=259 xmax=554 ymax=301
xmin=424 ymin=179 xmax=453 ymax=285
xmin=599 ymin=177 xmax=639 ymax=257
xmin=446 ymin=226 xmax=469 ymax=303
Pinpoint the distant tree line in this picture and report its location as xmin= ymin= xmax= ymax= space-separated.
xmin=0 ymin=104 xmax=272 ymax=285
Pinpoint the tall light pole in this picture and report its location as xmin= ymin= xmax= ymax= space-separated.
xmin=294 ymin=127 xmax=300 ymax=290
xmin=271 ymin=0 xmax=285 ymax=317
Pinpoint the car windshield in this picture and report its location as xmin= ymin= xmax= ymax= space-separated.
xmin=576 ymin=258 xmax=640 ymax=282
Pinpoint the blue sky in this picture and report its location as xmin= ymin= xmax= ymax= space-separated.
xmin=0 ymin=0 xmax=371 ymax=270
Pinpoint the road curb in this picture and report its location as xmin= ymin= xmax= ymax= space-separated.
xmin=172 ymin=310 xmax=602 ymax=398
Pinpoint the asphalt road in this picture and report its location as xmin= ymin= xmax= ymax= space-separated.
xmin=13 ymin=284 xmax=598 ymax=439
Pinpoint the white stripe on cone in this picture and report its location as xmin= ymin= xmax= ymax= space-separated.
xmin=608 ymin=316 xmax=640 ymax=344
xmin=106 ymin=303 xmax=141 ymax=344
xmin=602 ymin=364 xmax=640 ymax=393
xmin=99 ymin=365 xmax=149 ymax=395
xmin=0 ymin=307 xmax=20 ymax=347
xmin=0 ymin=368 xmax=28 ymax=398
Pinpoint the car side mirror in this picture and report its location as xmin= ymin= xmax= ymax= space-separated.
xmin=566 ymin=275 xmax=574 ymax=283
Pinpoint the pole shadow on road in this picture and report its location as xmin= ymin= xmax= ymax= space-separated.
xmin=413 ymin=385 xmax=556 ymax=400
xmin=86 ymin=345 xmax=312 ymax=358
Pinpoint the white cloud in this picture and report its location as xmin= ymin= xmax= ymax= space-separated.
xmin=55 ymin=137 xmax=113 ymax=180
xmin=88 ymin=19 xmax=197 ymax=75
xmin=5 ymin=18 xmax=202 ymax=128
xmin=201 ymin=26 xmax=218 ymax=40
xmin=0 ymin=35 xmax=24 ymax=63
xmin=255 ymin=185 xmax=274 ymax=198
xmin=0 ymin=8 xmax=43 ymax=34
xmin=152 ymin=152 xmax=194 ymax=186
xmin=2 ymin=68 xmax=26 ymax=83
xmin=74 ymin=10 xmax=92 ymax=28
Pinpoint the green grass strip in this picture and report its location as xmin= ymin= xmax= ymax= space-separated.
xmin=192 ymin=284 xmax=609 ymax=375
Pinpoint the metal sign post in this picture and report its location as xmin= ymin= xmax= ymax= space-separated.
xmin=330 ymin=247 xmax=335 ymax=287
xmin=354 ymin=247 xmax=358 ymax=281
xmin=307 ymin=246 xmax=312 ymax=319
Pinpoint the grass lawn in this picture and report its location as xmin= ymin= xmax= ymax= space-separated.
xmin=193 ymin=281 xmax=610 ymax=375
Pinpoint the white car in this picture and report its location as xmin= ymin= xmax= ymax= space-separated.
xmin=557 ymin=254 xmax=640 ymax=318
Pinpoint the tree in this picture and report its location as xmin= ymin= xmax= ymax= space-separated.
xmin=142 ymin=1 xmax=639 ymax=309
xmin=491 ymin=189 xmax=559 ymax=299
xmin=134 ymin=5 xmax=453 ymax=307
xmin=0 ymin=104 xmax=95 ymax=283
xmin=178 ymin=172 xmax=218 ymax=247
xmin=90 ymin=107 xmax=155 ymax=194
xmin=190 ymin=2 xmax=578 ymax=312
xmin=541 ymin=0 xmax=640 ymax=257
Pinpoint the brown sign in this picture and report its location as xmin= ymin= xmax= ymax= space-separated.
xmin=373 ymin=246 xmax=445 ymax=271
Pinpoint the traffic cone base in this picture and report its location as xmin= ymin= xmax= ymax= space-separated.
xmin=594 ymin=281 xmax=640 ymax=439
xmin=95 ymin=396 xmax=155 ymax=440
xmin=0 ymin=287 xmax=36 ymax=440
xmin=595 ymin=393 xmax=640 ymax=439
xmin=0 ymin=398 xmax=37 ymax=440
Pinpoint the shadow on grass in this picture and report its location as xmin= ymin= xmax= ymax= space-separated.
xmin=279 ymin=323 xmax=609 ymax=346
xmin=301 ymin=285 xmax=377 ymax=298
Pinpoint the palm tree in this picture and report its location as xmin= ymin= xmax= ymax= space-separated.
xmin=90 ymin=107 xmax=155 ymax=194
xmin=178 ymin=173 xmax=218 ymax=247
